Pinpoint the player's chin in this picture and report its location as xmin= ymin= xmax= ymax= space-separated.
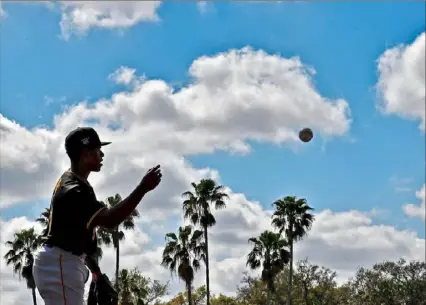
xmin=93 ymin=164 xmax=103 ymax=172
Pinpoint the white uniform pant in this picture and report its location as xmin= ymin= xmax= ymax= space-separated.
xmin=33 ymin=245 xmax=90 ymax=305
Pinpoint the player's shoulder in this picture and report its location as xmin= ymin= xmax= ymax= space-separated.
xmin=60 ymin=171 xmax=82 ymax=188
xmin=55 ymin=171 xmax=90 ymax=198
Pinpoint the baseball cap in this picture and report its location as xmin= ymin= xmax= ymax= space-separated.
xmin=65 ymin=127 xmax=111 ymax=153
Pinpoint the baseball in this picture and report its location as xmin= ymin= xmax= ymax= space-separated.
xmin=299 ymin=128 xmax=313 ymax=142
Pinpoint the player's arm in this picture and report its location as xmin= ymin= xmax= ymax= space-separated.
xmin=93 ymin=183 xmax=148 ymax=229
xmin=85 ymin=255 xmax=102 ymax=279
xmin=92 ymin=165 xmax=162 ymax=229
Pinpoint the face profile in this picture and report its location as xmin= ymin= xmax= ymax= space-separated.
xmin=82 ymin=147 xmax=104 ymax=172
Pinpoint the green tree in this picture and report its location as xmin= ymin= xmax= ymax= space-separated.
xmin=163 ymin=286 xmax=208 ymax=305
xmin=294 ymin=259 xmax=338 ymax=305
xmin=236 ymin=259 xmax=425 ymax=305
xmin=271 ymin=196 xmax=314 ymax=305
xmin=211 ymin=294 xmax=239 ymax=305
xmin=161 ymin=225 xmax=205 ymax=305
xmin=191 ymin=285 xmax=207 ymax=305
xmin=163 ymin=294 xmax=186 ymax=305
xmin=347 ymin=259 xmax=426 ymax=305
xmin=4 ymin=227 xmax=43 ymax=305
xmin=236 ymin=272 xmax=268 ymax=305
xmin=98 ymin=193 xmax=140 ymax=291
xmin=182 ymin=179 xmax=229 ymax=305
xmin=117 ymin=268 xmax=169 ymax=305
xmin=247 ymin=230 xmax=290 ymax=305
xmin=35 ymin=207 xmax=50 ymax=236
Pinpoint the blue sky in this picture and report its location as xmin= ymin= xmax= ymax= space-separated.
xmin=1 ymin=1 xmax=424 ymax=236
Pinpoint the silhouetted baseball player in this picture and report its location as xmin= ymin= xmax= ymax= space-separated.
xmin=33 ymin=127 xmax=162 ymax=305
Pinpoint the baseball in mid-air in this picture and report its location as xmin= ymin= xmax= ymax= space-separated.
xmin=299 ymin=128 xmax=313 ymax=143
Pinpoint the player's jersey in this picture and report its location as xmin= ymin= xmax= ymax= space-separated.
xmin=45 ymin=170 xmax=106 ymax=256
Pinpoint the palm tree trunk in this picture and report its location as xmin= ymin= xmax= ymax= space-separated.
xmin=32 ymin=287 xmax=37 ymax=305
xmin=204 ymin=224 xmax=210 ymax=305
xmin=187 ymin=281 xmax=193 ymax=305
xmin=287 ymin=238 xmax=293 ymax=305
xmin=114 ymin=231 xmax=120 ymax=292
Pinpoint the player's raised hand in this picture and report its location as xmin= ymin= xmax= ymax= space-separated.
xmin=140 ymin=165 xmax=162 ymax=192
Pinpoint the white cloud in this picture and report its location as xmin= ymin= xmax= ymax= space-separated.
xmin=295 ymin=209 xmax=425 ymax=282
xmin=57 ymin=1 xmax=162 ymax=40
xmin=376 ymin=32 xmax=426 ymax=131
xmin=108 ymin=66 xmax=138 ymax=86
xmin=0 ymin=1 xmax=7 ymax=20
xmin=3 ymin=47 xmax=400 ymax=305
xmin=197 ymin=1 xmax=211 ymax=15
xmin=0 ymin=48 xmax=351 ymax=208
xmin=403 ymin=184 xmax=425 ymax=220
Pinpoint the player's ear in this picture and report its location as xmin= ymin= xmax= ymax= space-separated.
xmin=80 ymin=148 xmax=90 ymax=161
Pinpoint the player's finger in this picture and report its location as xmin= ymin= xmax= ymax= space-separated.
xmin=153 ymin=167 xmax=161 ymax=174
xmin=147 ymin=165 xmax=160 ymax=172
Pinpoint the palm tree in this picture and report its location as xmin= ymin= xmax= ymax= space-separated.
xmin=182 ymin=179 xmax=228 ymax=305
xmin=35 ymin=207 xmax=50 ymax=237
xmin=161 ymin=225 xmax=205 ymax=305
xmin=117 ymin=268 xmax=148 ymax=305
xmin=98 ymin=193 xmax=140 ymax=291
xmin=4 ymin=227 xmax=43 ymax=305
xmin=247 ymin=230 xmax=290 ymax=305
xmin=271 ymin=196 xmax=314 ymax=305
xmin=93 ymin=228 xmax=111 ymax=263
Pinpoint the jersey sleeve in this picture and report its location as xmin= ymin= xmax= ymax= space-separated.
xmin=66 ymin=188 xmax=107 ymax=230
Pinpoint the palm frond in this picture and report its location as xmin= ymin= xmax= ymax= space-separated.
xmin=182 ymin=179 xmax=229 ymax=228
xmin=161 ymin=226 xmax=204 ymax=285
xmin=4 ymin=227 xmax=42 ymax=286
xmin=246 ymin=230 xmax=290 ymax=290
xmin=271 ymin=196 xmax=314 ymax=241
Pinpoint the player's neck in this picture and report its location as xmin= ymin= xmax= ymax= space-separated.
xmin=70 ymin=163 xmax=90 ymax=182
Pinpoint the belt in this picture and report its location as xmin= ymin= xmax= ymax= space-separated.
xmin=45 ymin=243 xmax=85 ymax=257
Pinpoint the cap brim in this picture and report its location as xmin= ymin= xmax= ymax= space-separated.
xmin=101 ymin=142 xmax=112 ymax=146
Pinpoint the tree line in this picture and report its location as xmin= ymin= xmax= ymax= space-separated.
xmin=4 ymin=178 xmax=426 ymax=305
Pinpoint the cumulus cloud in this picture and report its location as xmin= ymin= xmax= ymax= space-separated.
xmin=109 ymin=66 xmax=138 ymax=86
xmin=295 ymin=209 xmax=425 ymax=282
xmin=376 ymin=32 xmax=426 ymax=131
xmin=0 ymin=3 xmax=6 ymax=21
xmin=5 ymin=47 xmax=411 ymax=305
xmin=0 ymin=48 xmax=351 ymax=208
xmin=56 ymin=1 xmax=161 ymax=40
xmin=403 ymin=184 xmax=425 ymax=220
